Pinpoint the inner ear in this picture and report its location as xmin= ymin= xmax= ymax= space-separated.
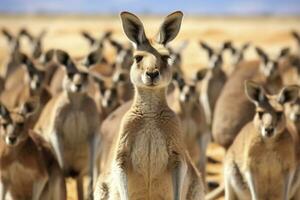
xmin=156 ymin=11 xmax=183 ymax=45
xmin=245 ymin=80 xmax=265 ymax=105
xmin=278 ymin=85 xmax=299 ymax=105
xmin=120 ymin=12 xmax=147 ymax=46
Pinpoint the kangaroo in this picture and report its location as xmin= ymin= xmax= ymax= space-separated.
xmin=94 ymin=11 xmax=204 ymax=200
xmin=194 ymin=41 xmax=229 ymax=126
xmin=224 ymin=81 xmax=298 ymax=200
xmin=171 ymin=73 xmax=210 ymax=182
xmin=0 ymin=52 xmax=51 ymax=110
xmin=34 ymin=49 xmax=101 ymax=200
xmin=1 ymin=28 xmax=24 ymax=90
xmin=212 ymin=47 xmax=290 ymax=149
xmin=20 ymin=28 xmax=46 ymax=59
xmin=227 ymin=42 xmax=251 ymax=74
xmin=92 ymin=74 xmax=121 ymax=120
xmin=0 ymin=102 xmax=66 ymax=200
xmin=281 ymin=31 xmax=300 ymax=85
xmin=284 ymin=96 xmax=300 ymax=199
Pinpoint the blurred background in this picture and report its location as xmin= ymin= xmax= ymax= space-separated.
xmin=0 ymin=0 xmax=299 ymax=74
xmin=0 ymin=1 xmax=299 ymax=199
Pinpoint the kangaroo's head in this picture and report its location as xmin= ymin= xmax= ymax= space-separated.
xmin=256 ymin=47 xmax=290 ymax=81
xmin=20 ymin=28 xmax=46 ymax=59
xmin=2 ymin=28 xmax=21 ymax=55
xmin=228 ymin=42 xmax=250 ymax=66
xmin=245 ymin=80 xmax=299 ymax=139
xmin=0 ymin=101 xmax=38 ymax=146
xmin=199 ymin=41 xmax=231 ymax=71
xmin=120 ymin=11 xmax=183 ymax=90
xmin=55 ymin=49 xmax=90 ymax=94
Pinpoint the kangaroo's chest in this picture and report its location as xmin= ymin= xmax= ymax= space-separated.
xmin=62 ymin=109 xmax=89 ymax=145
xmin=2 ymin=161 xmax=39 ymax=197
xmin=181 ymin=117 xmax=198 ymax=142
xmin=131 ymin=120 xmax=169 ymax=179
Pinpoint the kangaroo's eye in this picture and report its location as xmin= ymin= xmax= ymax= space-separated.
xmin=258 ymin=111 xmax=264 ymax=119
xmin=161 ymin=55 xmax=171 ymax=63
xmin=16 ymin=122 xmax=24 ymax=128
xmin=134 ymin=55 xmax=143 ymax=63
xmin=276 ymin=111 xmax=283 ymax=119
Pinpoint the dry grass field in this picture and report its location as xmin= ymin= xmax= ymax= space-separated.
xmin=0 ymin=15 xmax=299 ymax=199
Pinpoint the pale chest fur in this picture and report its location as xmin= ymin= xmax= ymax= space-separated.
xmin=181 ymin=117 xmax=198 ymax=144
xmin=62 ymin=110 xmax=89 ymax=146
xmin=131 ymin=119 xmax=169 ymax=180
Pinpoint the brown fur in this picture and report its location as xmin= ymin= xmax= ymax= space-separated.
xmin=0 ymin=104 xmax=66 ymax=200
xmin=94 ymin=11 xmax=204 ymax=200
xmin=224 ymin=82 xmax=298 ymax=200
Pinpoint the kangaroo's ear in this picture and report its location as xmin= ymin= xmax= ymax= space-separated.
xmin=41 ymin=49 xmax=55 ymax=64
xmin=19 ymin=28 xmax=34 ymax=41
xmin=241 ymin=42 xmax=250 ymax=51
xmin=56 ymin=49 xmax=77 ymax=72
xmin=37 ymin=29 xmax=47 ymax=40
xmin=277 ymin=47 xmax=290 ymax=59
xmin=220 ymin=40 xmax=232 ymax=52
xmin=120 ymin=11 xmax=147 ymax=46
xmin=83 ymin=50 xmax=102 ymax=67
xmin=18 ymin=52 xmax=38 ymax=78
xmin=292 ymin=31 xmax=300 ymax=44
xmin=245 ymin=80 xmax=266 ymax=105
xmin=255 ymin=47 xmax=268 ymax=64
xmin=278 ymin=85 xmax=299 ymax=105
xmin=81 ymin=31 xmax=96 ymax=46
xmin=156 ymin=11 xmax=183 ymax=45
xmin=2 ymin=28 xmax=13 ymax=42
xmin=199 ymin=41 xmax=214 ymax=58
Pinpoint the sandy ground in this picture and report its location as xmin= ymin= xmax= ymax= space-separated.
xmin=0 ymin=15 xmax=299 ymax=199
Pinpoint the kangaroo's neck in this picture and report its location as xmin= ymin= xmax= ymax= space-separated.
xmin=132 ymin=86 xmax=168 ymax=114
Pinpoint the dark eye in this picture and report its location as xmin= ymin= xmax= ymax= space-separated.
xmin=67 ymin=72 xmax=75 ymax=79
xmin=17 ymin=122 xmax=24 ymax=128
xmin=162 ymin=55 xmax=171 ymax=63
xmin=2 ymin=123 xmax=8 ymax=129
xmin=276 ymin=111 xmax=283 ymax=119
xmin=134 ymin=55 xmax=143 ymax=63
xmin=258 ymin=111 xmax=264 ymax=119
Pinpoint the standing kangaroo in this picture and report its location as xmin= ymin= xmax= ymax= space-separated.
xmin=94 ymin=11 xmax=204 ymax=200
xmin=212 ymin=47 xmax=290 ymax=149
xmin=0 ymin=102 xmax=66 ymax=200
xmin=224 ymin=81 xmax=298 ymax=200
xmin=34 ymin=49 xmax=100 ymax=200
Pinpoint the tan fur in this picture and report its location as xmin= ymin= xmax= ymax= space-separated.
xmin=0 ymin=104 xmax=66 ymax=200
xmin=94 ymin=11 xmax=204 ymax=200
xmin=212 ymin=51 xmax=289 ymax=149
xmin=34 ymin=50 xmax=100 ymax=200
xmin=224 ymin=82 xmax=298 ymax=200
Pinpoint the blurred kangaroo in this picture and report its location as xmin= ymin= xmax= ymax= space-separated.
xmin=171 ymin=73 xmax=210 ymax=182
xmin=0 ymin=102 xmax=66 ymax=200
xmin=1 ymin=28 xmax=23 ymax=89
xmin=194 ymin=41 xmax=229 ymax=126
xmin=20 ymin=28 xmax=47 ymax=59
xmin=0 ymin=53 xmax=51 ymax=110
xmin=34 ymin=49 xmax=100 ymax=200
xmin=212 ymin=46 xmax=290 ymax=149
xmin=94 ymin=11 xmax=204 ymax=200
xmin=227 ymin=42 xmax=250 ymax=74
xmin=224 ymin=81 xmax=298 ymax=200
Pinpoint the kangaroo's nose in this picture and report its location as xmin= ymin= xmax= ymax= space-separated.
xmin=8 ymin=136 xmax=17 ymax=145
xmin=264 ymin=127 xmax=274 ymax=137
xmin=146 ymin=71 xmax=159 ymax=80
